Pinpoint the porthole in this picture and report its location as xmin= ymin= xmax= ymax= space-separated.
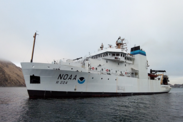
xmin=92 ymin=77 xmax=94 ymax=79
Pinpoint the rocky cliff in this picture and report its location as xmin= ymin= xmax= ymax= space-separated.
xmin=169 ymin=83 xmax=183 ymax=88
xmin=0 ymin=60 xmax=25 ymax=86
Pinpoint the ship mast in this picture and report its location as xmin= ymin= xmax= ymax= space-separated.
xmin=116 ymin=36 xmax=127 ymax=51
xmin=30 ymin=32 xmax=38 ymax=63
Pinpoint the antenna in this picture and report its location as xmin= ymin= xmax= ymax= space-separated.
xmin=100 ymin=43 xmax=104 ymax=50
xmin=108 ymin=44 xmax=112 ymax=48
xmin=116 ymin=36 xmax=128 ymax=52
xmin=30 ymin=32 xmax=38 ymax=63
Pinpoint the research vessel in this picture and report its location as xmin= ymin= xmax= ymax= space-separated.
xmin=21 ymin=33 xmax=171 ymax=98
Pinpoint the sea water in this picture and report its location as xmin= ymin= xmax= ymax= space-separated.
xmin=0 ymin=87 xmax=183 ymax=122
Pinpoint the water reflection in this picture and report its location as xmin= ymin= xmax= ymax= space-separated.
xmin=0 ymin=88 xmax=183 ymax=122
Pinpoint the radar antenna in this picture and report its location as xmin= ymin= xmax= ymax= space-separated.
xmin=100 ymin=43 xmax=104 ymax=50
xmin=116 ymin=36 xmax=128 ymax=52
xmin=108 ymin=44 xmax=112 ymax=48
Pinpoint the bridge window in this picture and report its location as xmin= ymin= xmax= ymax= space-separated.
xmin=112 ymin=53 xmax=115 ymax=56
xmin=116 ymin=53 xmax=119 ymax=56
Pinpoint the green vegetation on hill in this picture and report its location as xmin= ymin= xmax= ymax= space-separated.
xmin=0 ymin=60 xmax=25 ymax=87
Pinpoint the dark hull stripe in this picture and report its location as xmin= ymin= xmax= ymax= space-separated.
xmin=27 ymin=90 xmax=169 ymax=99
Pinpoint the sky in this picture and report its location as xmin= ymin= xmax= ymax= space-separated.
xmin=0 ymin=0 xmax=183 ymax=84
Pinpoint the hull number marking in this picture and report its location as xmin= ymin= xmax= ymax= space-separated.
xmin=56 ymin=81 xmax=68 ymax=84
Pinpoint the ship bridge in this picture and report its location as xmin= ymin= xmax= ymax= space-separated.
xmin=87 ymin=37 xmax=134 ymax=63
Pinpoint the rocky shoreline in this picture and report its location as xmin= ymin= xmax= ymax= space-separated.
xmin=0 ymin=60 xmax=25 ymax=87
xmin=169 ymin=84 xmax=183 ymax=88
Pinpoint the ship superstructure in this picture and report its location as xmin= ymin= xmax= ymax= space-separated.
xmin=21 ymin=34 xmax=171 ymax=98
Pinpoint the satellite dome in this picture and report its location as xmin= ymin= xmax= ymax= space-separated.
xmin=117 ymin=39 xmax=123 ymax=44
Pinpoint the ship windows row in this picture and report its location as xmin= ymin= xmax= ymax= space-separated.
xmin=91 ymin=53 xmax=126 ymax=59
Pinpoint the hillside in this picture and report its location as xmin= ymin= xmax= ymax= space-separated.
xmin=169 ymin=84 xmax=183 ymax=88
xmin=0 ymin=60 xmax=25 ymax=87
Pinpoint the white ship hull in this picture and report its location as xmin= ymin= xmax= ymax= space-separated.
xmin=22 ymin=35 xmax=171 ymax=98
xmin=21 ymin=62 xmax=171 ymax=99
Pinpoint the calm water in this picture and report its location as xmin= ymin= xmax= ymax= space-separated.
xmin=0 ymin=88 xmax=183 ymax=122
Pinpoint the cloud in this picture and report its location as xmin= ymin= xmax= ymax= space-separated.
xmin=0 ymin=0 xmax=183 ymax=84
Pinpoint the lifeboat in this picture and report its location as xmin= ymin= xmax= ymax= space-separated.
xmin=148 ymin=73 xmax=158 ymax=79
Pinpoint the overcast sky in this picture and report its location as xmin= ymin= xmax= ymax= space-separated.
xmin=0 ymin=0 xmax=183 ymax=84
